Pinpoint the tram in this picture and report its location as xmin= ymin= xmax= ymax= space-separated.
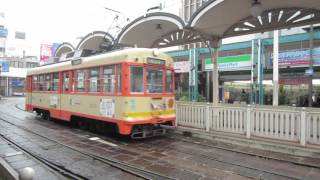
xmin=25 ymin=48 xmax=176 ymax=138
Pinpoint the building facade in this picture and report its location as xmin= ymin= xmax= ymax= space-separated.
xmin=0 ymin=56 xmax=38 ymax=96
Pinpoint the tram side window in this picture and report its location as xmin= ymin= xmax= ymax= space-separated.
xmin=45 ymin=74 xmax=52 ymax=91
xmin=103 ymin=65 xmax=116 ymax=93
xmin=89 ymin=67 xmax=99 ymax=92
xmin=166 ymin=70 xmax=173 ymax=93
xmin=76 ymin=70 xmax=86 ymax=92
xmin=117 ymin=65 xmax=122 ymax=93
xmin=63 ymin=72 xmax=69 ymax=92
xmin=52 ymin=73 xmax=59 ymax=91
xmin=32 ymin=76 xmax=38 ymax=91
xmin=146 ymin=67 xmax=163 ymax=93
xmin=39 ymin=75 xmax=44 ymax=91
xmin=130 ymin=66 xmax=143 ymax=93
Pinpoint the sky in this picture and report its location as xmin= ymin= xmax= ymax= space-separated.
xmin=0 ymin=0 xmax=180 ymax=57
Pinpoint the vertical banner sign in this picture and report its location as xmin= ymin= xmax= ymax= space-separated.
xmin=40 ymin=44 xmax=52 ymax=63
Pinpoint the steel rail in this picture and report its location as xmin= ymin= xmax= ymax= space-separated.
xmin=0 ymin=134 xmax=87 ymax=180
xmin=0 ymin=115 xmax=174 ymax=180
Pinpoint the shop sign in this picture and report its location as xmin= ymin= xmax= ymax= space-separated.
xmin=204 ymin=54 xmax=251 ymax=71
xmin=174 ymin=61 xmax=191 ymax=73
xmin=11 ymin=79 xmax=24 ymax=87
xmin=271 ymin=47 xmax=320 ymax=67
xmin=279 ymin=77 xmax=309 ymax=85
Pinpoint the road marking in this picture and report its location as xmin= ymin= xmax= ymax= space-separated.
xmin=89 ymin=137 xmax=118 ymax=147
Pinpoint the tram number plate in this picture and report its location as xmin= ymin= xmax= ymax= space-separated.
xmin=100 ymin=99 xmax=115 ymax=118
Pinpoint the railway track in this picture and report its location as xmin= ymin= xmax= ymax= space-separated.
xmin=0 ymin=134 xmax=87 ymax=180
xmin=0 ymin=115 xmax=174 ymax=180
xmin=1 ymin=99 xmax=318 ymax=179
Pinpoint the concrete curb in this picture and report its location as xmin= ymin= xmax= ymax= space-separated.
xmin=0 ymin=157 xmax=18 ymax=180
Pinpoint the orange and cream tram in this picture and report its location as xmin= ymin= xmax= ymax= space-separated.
xmin=25 ymin=48 xmax=176 ymax=138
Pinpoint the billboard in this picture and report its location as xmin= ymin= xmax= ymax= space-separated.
xmin=11 ymin=79 xmax=24 ymax=87
xmin=174 ymin=61 xmax=191 ymax=73
xmin=51 ymin=43 xmax=60 ymax=56
xmin=40 ymin=43 xmax=60 ymax=64
xmin=270 ymin=47 xmax=320 ymax=67
xmin=0 ymin=59 xmax=9 ymax=72
xmin=15 ymin=31 xmax=26 ymax=39
xmin=204 ymin=54 xmax=251 ymax=71
xmin=40 ymin=44 xmax=53 ymax=62
xmin=0 ymin=27 xmax=8 ymax=38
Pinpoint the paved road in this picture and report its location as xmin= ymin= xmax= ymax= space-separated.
xmin=1 ymin=97 xmax=320 ymax=180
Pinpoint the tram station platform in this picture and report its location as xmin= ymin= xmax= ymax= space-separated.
xmin=0 ymin=136 xmax=59 ymax=180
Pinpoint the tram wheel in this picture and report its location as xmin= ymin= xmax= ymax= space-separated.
xmin=78 ymin=120 xmax=88 ymax=130
xmin=88 ymin=121 xmax=96 ymax=132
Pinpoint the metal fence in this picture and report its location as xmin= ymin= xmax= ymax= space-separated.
xmin=176 ymin=102 xmax=320 ymax=146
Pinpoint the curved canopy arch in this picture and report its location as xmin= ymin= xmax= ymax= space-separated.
xmin=117 ymin=12 xmax=185 ymax=48
xmin=54 ymin=42 xmax=75 ymax=57
xmin=76 ymin=31 xmax=114 ymax=51
xmin=188 ymin=0 xmax=320 ymax=39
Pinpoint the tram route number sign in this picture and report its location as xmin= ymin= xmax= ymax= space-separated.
xmin=100 ymin=99 xmax=115 ymax=118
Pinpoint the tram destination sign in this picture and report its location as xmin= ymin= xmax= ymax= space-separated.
xmin=71 ymin=58 xmax=82 ymax=66
xmin=147 ymin=57 xmax=165 ymax=66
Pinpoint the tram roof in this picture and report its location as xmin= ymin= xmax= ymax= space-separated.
xmin=28 ymin=48 xmax=173 ymax=76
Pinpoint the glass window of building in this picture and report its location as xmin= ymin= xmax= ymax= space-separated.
xmin=130 ymin=66 xmax=144 ymax=93
xmin=146 ymin=67 xmax=163 ymax=93
xmin=89 ymin=67 xmax=99 ymax=92
xmin=63 ymin=72 xmax=69 ymax=92
xmin=18 ymin=62 xmax=24 ymax=68
xmin=166 ymin=70 xmax=173 ymax=93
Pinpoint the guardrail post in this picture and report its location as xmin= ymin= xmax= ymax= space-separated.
xmin=175 ymin=103 xmax=178 ymax=127
xmin=300 ymin=107 xmax=306 ymax=146
xmin=205 ymin=103 xmax=210 ymax=131
xmin=246 ymin=105 xmax=251 ymax=139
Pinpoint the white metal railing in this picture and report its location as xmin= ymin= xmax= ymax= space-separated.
xmin=176 ymin=102 xmax=320 ymax=147
xmin=307 ymin=112 xmax=320 ymax=145
xmin=209 ymin=106 xmax=247 ymax=134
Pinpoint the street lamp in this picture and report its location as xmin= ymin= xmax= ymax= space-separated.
xmin=250 ymin=0 xmax=263 ymax=18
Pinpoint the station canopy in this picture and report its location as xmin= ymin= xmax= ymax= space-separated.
xmin=55 ymin=0 xmax=320 ymax=57
xmin=117 ymin=0 xmax=320 ymax=48
xmin=54 ymin=42 xmax=75 ymax=57
xmin=76 ymin=31 xmax=114 ymax=51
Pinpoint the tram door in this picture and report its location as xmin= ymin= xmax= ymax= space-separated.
xmin=26 ymin=76 xmax=32 ymax=106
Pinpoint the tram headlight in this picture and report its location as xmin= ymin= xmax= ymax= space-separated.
xmin=152 ymin=49 xmax=159 ymax=56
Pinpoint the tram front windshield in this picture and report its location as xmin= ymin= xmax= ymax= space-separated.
xmin=130 ymin=66 xmax=173 ymax=94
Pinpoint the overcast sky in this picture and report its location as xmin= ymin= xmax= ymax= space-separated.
xmin=0 ymin=0 xmax=180 ymax=57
